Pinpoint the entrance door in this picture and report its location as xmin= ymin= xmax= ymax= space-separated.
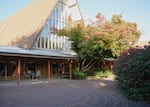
xmin=27 ymin=62 xmax=36 ymax=79
xmin=0 ymin=63 xmax=5 ymax=77
xmin=0 ymin=62 xmax=8 ymax=79
xmin=51 ymin=63 xmax=60 ymax=78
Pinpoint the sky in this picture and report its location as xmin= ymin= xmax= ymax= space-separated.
xmin=0 ymin=0 xmax=150 ymax=41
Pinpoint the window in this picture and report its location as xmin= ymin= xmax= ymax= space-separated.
xmin=35 ymin=1 xmax=71 ymax=52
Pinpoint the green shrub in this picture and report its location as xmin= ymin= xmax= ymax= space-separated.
xmin=72 ymin=69 xmax=87 ymax=80
xmin=94 ymin=68 xmax=111 ymax=78
xmin=113 ymin=45 xmax=150 ymax=102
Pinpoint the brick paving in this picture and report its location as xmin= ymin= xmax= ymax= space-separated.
xmin=0 ymin=79 xmax=149 ymax=107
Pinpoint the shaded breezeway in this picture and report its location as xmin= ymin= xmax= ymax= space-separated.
xmin=0 ymin=79 xmax=149 ymax=107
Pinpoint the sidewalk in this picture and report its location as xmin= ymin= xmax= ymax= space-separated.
xmin=0 ymin=78 xmax=68 ymax=86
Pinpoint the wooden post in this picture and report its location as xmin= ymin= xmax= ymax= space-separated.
xmin=48 ymin=59 xmax=51 ymax=83
xmin=17 ymin=58 xmax=21 ymax=86
xmin=69 ymin=60 xmax=72 ymax=80
xmin=4 ymin=63 xmax=7 ymax=80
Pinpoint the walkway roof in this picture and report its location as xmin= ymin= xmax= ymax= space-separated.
xmin=0 ymin=46 xmax=77 ymax=59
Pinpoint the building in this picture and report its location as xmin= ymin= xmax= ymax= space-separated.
xmin=0 ymin=0 xmax=83 ymax=85
xmin=134 ymin=41 xmax=150 ymax=47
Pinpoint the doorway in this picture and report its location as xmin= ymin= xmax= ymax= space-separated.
xmin=51 ymin=63 xmax=59 ymax=78
xmin=0 ymin=63 xmax=5 ymax=77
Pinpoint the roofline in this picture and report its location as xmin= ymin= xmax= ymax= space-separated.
xmin=0 ymin=52 xmax=77 ymax=60
xmin=0 ymin=45 xmax=77 ymax=60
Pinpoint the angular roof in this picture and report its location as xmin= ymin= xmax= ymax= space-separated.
xmin=0 ymin=0 xmax=58 ymax=49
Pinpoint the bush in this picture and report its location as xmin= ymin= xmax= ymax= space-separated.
xmin=94 ymin=68 xmax=111 ymax=78
xmin=72 ymin=69 xmax=87 ymax=80
xmin=113 ymin=45 xmax=150 ymax=102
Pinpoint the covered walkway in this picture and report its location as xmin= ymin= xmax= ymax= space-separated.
xmin=0 ymin=46 xmax=76 ymax=86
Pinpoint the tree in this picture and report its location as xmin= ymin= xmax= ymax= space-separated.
xmin=58 ymin=13 xmax=141 ymax=72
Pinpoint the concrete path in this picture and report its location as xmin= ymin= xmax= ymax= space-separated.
xmin=0 ymin=78 xmax=149 ymax=107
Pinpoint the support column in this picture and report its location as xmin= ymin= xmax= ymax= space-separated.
xmin=69 ymin=60 xmax=72 ymax=80
xmin=4 ymin=63 xmax=7 ymax=80
xmin=48 ymin=59 xmax=51 ymax=83
xmin=17 ymin=58 xmax=21 ymax=86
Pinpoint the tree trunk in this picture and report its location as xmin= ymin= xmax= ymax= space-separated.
xmin=80 ymin=59 xmax=95 ymax=72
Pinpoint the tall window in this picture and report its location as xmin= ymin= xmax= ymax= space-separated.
xmin=34 ymin=0 xmax=72 ymax=52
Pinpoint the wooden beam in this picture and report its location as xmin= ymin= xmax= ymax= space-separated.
xmin=48 ymin=59 xmax=51 ymax=83
xmin=69 ymin=60 xmax=72 ymax=80
xmin=17 ymin=58 xmax=21 ymax=86
xmin=4 ymin=63 xmax=7 ymax=80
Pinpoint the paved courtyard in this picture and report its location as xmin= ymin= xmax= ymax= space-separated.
xmin=0 ymin=79 xmax=149 ymax=107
